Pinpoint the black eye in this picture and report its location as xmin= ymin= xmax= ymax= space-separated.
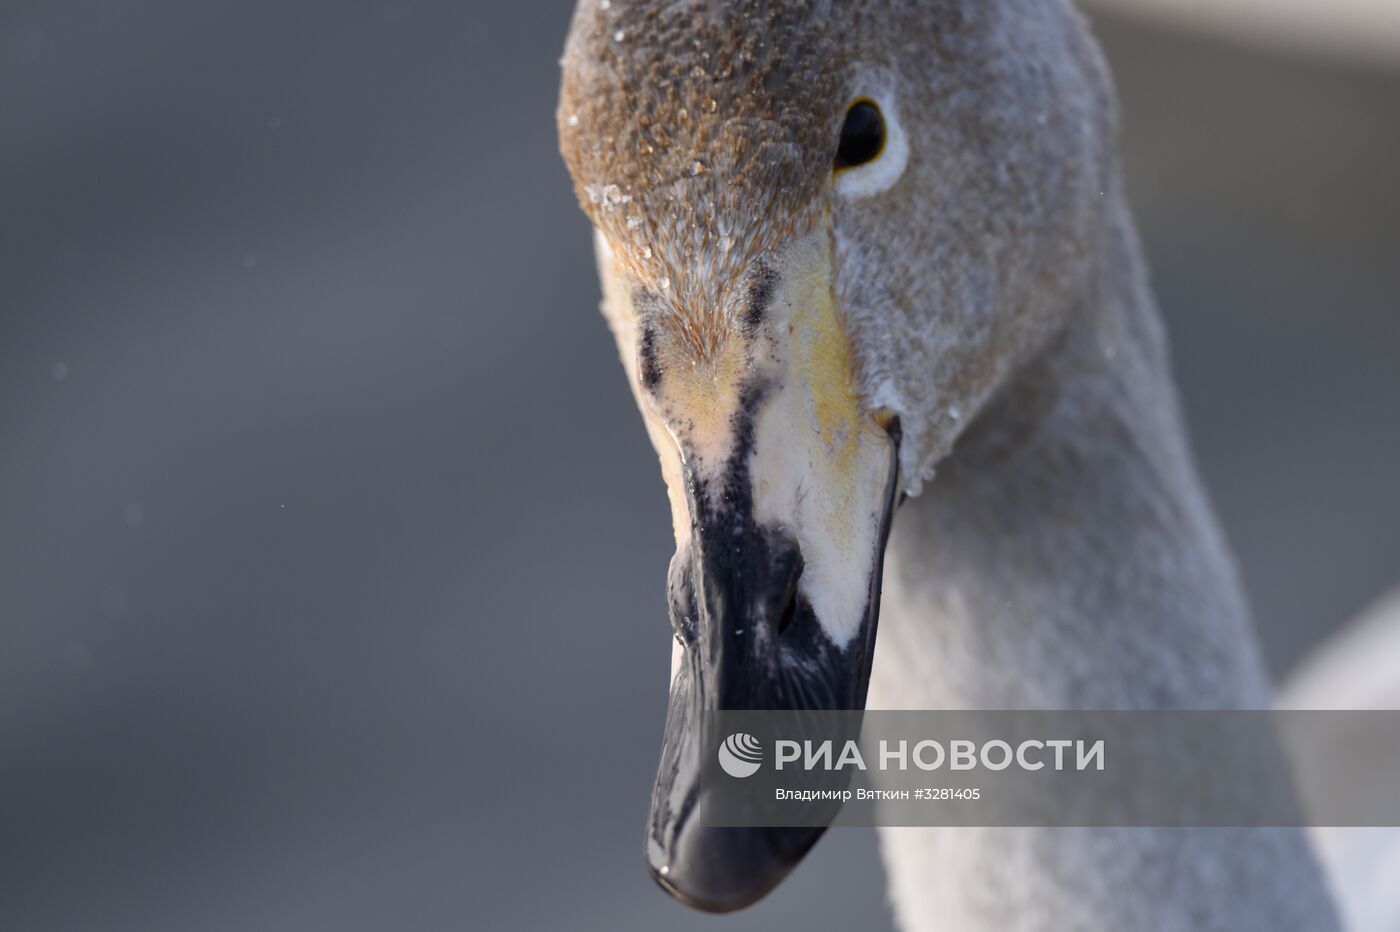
xmin=835 ymin=100 xmax=885 ymax=171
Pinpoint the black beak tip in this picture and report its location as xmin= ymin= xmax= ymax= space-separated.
xmin=646 ymin=825 xmax=826 ymax=913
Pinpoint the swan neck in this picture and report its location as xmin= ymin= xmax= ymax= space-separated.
xmin=867 ymin=197 xmax=1342 ymax=931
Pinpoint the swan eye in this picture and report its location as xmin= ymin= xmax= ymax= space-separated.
xmin=834 ymin=100 xmax=885 ymax=171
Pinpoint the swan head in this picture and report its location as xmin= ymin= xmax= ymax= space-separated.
xmin=558 ymin=0 xmax=1113 ymax=912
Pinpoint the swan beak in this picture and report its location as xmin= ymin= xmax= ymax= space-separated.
xmin=621 ymin=233 xmax=901 ymax=911
xmin=644 ymin=424 xmax=899 ymax=911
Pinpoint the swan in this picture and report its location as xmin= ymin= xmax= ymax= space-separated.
xmin=555 ymin=1 xmax=1391 ymax=928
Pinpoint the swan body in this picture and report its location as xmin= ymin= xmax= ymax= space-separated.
xmin=556 ymin=1 xmax=1387 ymax=928
xmin=1284 ymin=588 xmax=1400 ymax=712
xmin=1280 ymin=589 xmax=1400 ymax=932
xmin=1087 ymin=0 xmax=1400 ymax=70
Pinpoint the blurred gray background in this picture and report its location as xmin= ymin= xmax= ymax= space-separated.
xmin=2 ymin=2 xmax=1396 ymax=930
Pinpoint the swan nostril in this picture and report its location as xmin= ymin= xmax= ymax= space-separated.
xmin=776 ymin=588 xmax=799 ymax=635
xmin=671 ymin=529 xmax=806 ymax=644
xmin=772 ymin=538 xmax=804 ymax=635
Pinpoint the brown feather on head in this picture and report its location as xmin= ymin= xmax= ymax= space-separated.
xmin=558 ymin=0 xmax=851 ymax=361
